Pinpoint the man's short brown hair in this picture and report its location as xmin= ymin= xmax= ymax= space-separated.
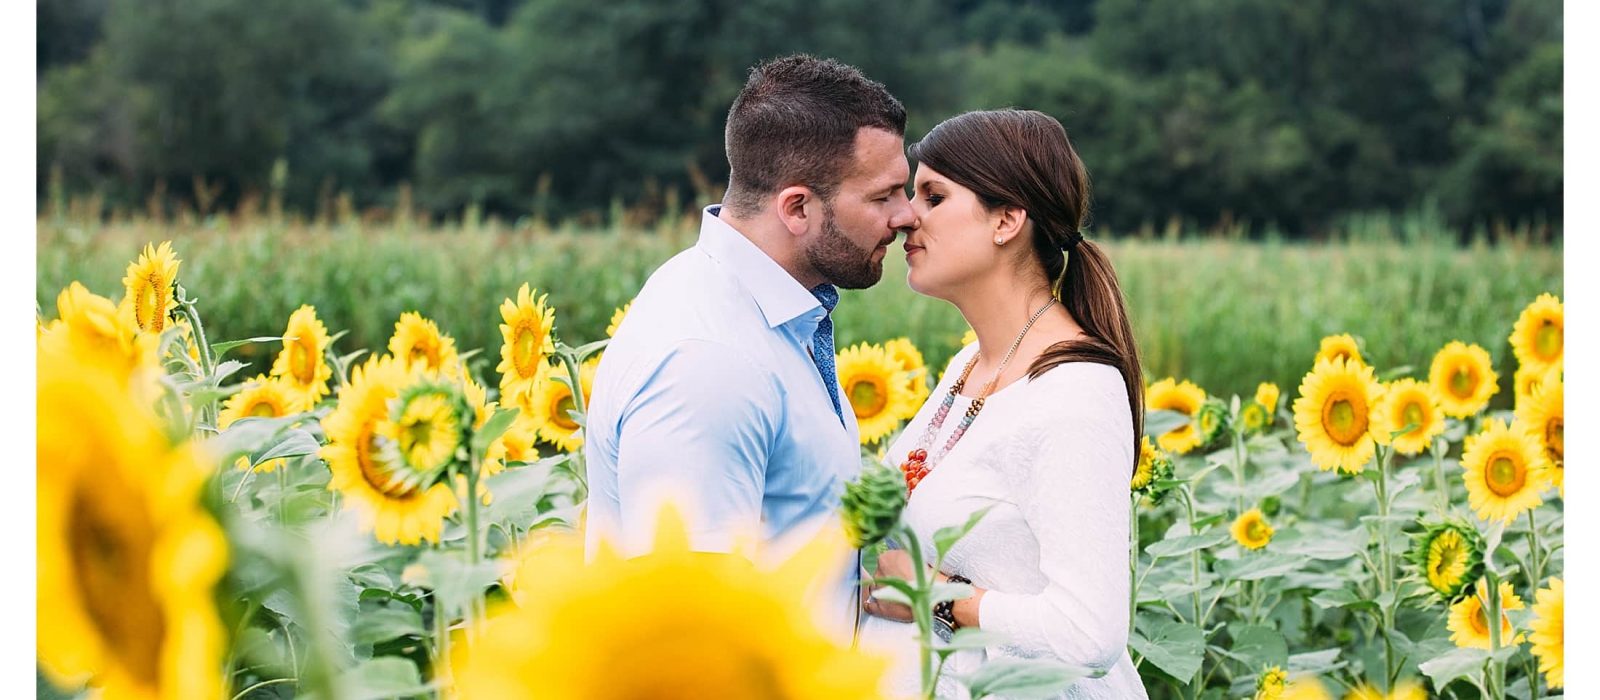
xmin=722 ymin=55 xmax=906 ymax=218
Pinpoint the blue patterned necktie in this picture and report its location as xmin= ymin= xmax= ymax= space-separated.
xmin=809 ymin=284 xmax=844 ymax=423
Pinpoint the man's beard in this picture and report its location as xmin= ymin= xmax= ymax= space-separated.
xmin=804 ymin=200 xmax=885 ymax=290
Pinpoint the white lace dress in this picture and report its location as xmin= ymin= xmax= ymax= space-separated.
xmin=857 ymin=344 xmax=1149 ymax=699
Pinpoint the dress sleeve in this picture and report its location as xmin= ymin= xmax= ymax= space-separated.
xmin=976 ymin=365 xmax=1134 ymax=670
xmin=613 ymin=338 xmax=781 ymax=555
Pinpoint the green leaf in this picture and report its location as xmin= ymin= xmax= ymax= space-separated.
xmin=1145 ymin=409 xmax=1192 ymax=437
xmin=1129 ymin=618 xmax=1205 ymax=682
xmin=1308 ymin=589 xmax=1374 ymax=611
xmin=1275 ymin=528 xmax=1366 ymax=561
xmin=208 ymin=415 xmax=303 ymax=465
xmin=930 ymin=581 xmax=976 ymax=605
xmin=1222 ymin=625 xmax=1288 ymax=669
xmin=1219 ymin=553 xmax=1309 ymax=582
xmin=870 ymin=586 xmax=913 ymax=607
xmin=1418 ymin=646 xmax=1490 ymax=691
xmin=933 ymin=505 xmax=995 ymax=562
xmin=253 ymin=427 xmax=321 ymax=466
xmin=1146 ymin=529 xmax=1231 ymax=558
xmin=418 ymin=550 xmax=507 ymax=619
xmin=934 ymin=628 xmax=1010 ymax=653
xmin=1287 ymin=648 xmax=1344 ymax=675
xmin=471 ymin=407 xmax=521 ymax=454
xmin=962 ymin=658 xmax=1102 ymax=699
xmin=210 ymin=335 xmax=289 ymax=359
xmin=338 ymin=656 xmax=428 ymax=700
xmin=351 ymin=605 xmax=426 ymax=647
xmin=210 ymin=359 xmax=249 ymax=384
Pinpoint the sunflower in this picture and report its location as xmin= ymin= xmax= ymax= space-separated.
xmin=453 ymin=508 xmax=888 ymax=699
xmin=1315 ymin=333 xmax=1364 ymax=367
xmin=1529 ymin=577 xmax=1563 ymax=689
xmin=1146 ymin=378 xmax=1207 ymax=454
xmin=270 ymin=304 xmax=333 ymax=406
xmin=498 ymin=284 xmax=558 ymax=406
xmin=1513 ymin=363 xmax=1549 ymax=411
xmin=1282 ymin=677 xmax=1332 ymax=700
xmin=1231 ymin=508 xmax=1274 ymax=550
xmin=1132 ymin=436 xmax=1174 ymax=493
xmin=1256 ymin=382 xmax=1280 ymax=414
xmin=121 ymin=240 xmax=182 ymax=335
xmin=883 ymin=337 xmax=931 ymax=416
xmin=321 ymin=355 xmax=460 ymax=545
xmin=1240 ymin=402 xmax=1270 ymax=434
xmin=526 ymin=358 xmax=598 ymax=453
xmin=1293 ymin=357 xmax=1383 ymax=474
xmin=37 ymin=345 xmax=227 ymax=699
xmin=1406 ymin=520 xmax=1483 ymax=602
xmin=1509 ymin=293 xmax=1563 ymax=372
xmin=1460 ymin=418 xmax=1549 ymax=523
xmin=1370 ymin=378 xmax=1446 ymax=456
xmin=1196 ymin=398 xmax=1229 ymax=447
xmin=606 ymin=301 xmax=631 ymax=337
xmin=375 ymin=381 xmax=473 ymax=483
xmin=38 ymin=282 xmax=160 ymax=385
xmin=1343 ymin=680 xmax=1426 ymax=700
xmin=1516 ymin=365 xmax=1562 ymax=497
xmin=1447 ymin=579 xmax=1524 ymax=649
xmin=389 ymin=311 xmax=463 ymax=377
xmin=1429 ymin=341 xmax=1499 ymax=418
xmin=219 ymin=375 xmax=310 ymax=473
xmin=1255 ymin=666 xmax=1287 ymax=700
xmin=835 ymin=342 xmax=916 ymax=446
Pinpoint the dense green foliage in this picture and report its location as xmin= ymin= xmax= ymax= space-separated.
xmin=37 ymin=215 xmax=1561 ymax=403
xmin=38 ymin=0 xmax=1560 ymax=233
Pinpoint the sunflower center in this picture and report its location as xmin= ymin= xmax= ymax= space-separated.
xmin=289 ymin=339 xmax=317 ymax=384
xmin=512 ymin=327 xmax=540 ymax=377
xmin=1321 ymin=392 xmax=1367 ymax=446
xmin=1428 ymin=534 xmax=1463 ymax=586
xmin=248 ymin=399 xmax=280 ymax=418
xmin=1545 ymin=418 xmax=1564 ymax=464
xmin=1485 ymin=453 xmax=1526 ymax=497
xmin=137 ymin=276 xmax=166 ymax=333
xmin=1535 ymin=321 xmax=1561 ymax=361
xmin=1469 ymin=600 xmax=1493 ymax=636
xmin=394 ymin=394 xmax=460 ymax=472
xmin=409 ymin=342 xmax=437 ymax=370
xmin=357 ymin=428 xmax=423 ymax=499
xmin=1246 ymin=519 xmax=1269 ymax=543
xmin=1450 ymin=365 xmax=1479 ymax=399
xmin=848 ymin=378 xmax=888 ymax=419
xmin=1242 ymin=404 xmax=1265 ymax=429
xmin=551 ymin=390 xmax=579 ymax=432
xmin=1402 ymin=402 xmax=1425 ymax=433
xmin=67 ymin=481 xmax=165 ymax=686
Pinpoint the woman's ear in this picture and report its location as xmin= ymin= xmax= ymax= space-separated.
xmin=995 ymin=205 xmax=1029 ymax=244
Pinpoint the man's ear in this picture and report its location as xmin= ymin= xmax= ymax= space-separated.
xmin=776 ymin=186 xmax=815 ymax=237
xmin=995 ymin=205 xmax=1029 ymax=243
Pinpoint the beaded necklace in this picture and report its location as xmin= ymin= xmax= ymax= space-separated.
xmin=900 ymin=298 xmax=1057 ymax=494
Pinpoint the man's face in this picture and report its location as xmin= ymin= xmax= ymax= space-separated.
xmin=804 ymin=128 xmax=915 ymax=290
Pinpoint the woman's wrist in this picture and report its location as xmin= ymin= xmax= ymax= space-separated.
xmin=935 ymin=573 xmax=985 ymax=630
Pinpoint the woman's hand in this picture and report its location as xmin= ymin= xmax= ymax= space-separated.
xmin=860 ymin=549 xmax=920 ymax=622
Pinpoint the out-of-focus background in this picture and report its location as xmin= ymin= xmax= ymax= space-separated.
xmin=36 ymin=0 xmax=1562 ymax=398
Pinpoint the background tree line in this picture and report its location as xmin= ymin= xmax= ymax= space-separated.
xmin=37 ymin=0 xmax=1562 ymax=235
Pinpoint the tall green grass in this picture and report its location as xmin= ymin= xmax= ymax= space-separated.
xmin=38 ymin=216 xmax=1561 ymax=405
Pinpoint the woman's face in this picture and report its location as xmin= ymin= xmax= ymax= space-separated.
xmin=903 ymin=164 xmax=1003 ymax=299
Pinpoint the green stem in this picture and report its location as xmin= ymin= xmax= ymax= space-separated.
xmin=558 ymin=346 xmax=591 ymax=493
xmin=1373 ymin=446 xmax=1397 ymax=688
xmin=433 ymin=592 xmax=451 ymax=697
xmin=277 ymin=465 xmax=289 ymax=525
xmin=1232 ymin=427 xmax=1247 ymax=516
xmin=176 ymin=290 xmax=219 ymax=426
xmin=1432 ymin=439 xmax=1450 ymax=517
xmin=1181 ymin=487 xmax=1203 ymax=700
xmin=1525 ymin=509 xmax=1543 ymax=592
xmin=1485 ymin=582 xmax=1505 ymax=700
xmin=901 ymin=526 xmax=937 ymax=700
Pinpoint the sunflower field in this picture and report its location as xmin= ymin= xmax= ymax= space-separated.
xmin=37 ymin=236 xmax=1562 ymax=700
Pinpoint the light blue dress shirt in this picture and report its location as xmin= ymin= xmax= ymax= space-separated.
xmin=583 ymin=205 xmax=863 ymax=637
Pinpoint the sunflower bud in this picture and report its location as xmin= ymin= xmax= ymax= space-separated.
xmin=1132 ymin=436 xmax=1174 ymax=501
xmin=375 ymin=379 xmax=474 ymax=493
xmin=1407 ymin=519 xmax=1485 ymax=603
xmin=841 ymin=461 xmax=907 ymax=549
xmin=1197 ymin=398 xmax=1230 ymax=448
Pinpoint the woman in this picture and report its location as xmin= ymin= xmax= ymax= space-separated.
xmin=857 ymin=109 xmax=1148 ymax=699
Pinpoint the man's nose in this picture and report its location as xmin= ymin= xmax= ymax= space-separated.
xmin=888 ymin=198 xmax=917 ymax=231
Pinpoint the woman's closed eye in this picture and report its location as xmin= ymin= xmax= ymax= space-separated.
xmin=923 ymin=193 xmax=944 ymax=206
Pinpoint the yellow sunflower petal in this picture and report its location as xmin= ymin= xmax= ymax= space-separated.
xmin=1509 ymin=293 xmax=1563 ymax=371
xmin=1429 ymin=341 xmax=1500 ymax=419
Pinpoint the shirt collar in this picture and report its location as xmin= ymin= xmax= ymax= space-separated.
xmin=697 ymin=205 xmax=825 ymax=330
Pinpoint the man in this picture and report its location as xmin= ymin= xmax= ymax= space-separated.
xmin=583 ymin=54 xmax=914 ymax=640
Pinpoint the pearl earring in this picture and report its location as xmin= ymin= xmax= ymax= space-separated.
xmin=994 ymin=236 xmax=1004 ymax=245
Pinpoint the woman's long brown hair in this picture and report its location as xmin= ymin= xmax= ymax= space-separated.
xmin=909 ymin=109 xmax=1145 ymax=472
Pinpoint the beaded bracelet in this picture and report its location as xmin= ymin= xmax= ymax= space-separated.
xmin=933 ymin=574 xmax=973 ymax=631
